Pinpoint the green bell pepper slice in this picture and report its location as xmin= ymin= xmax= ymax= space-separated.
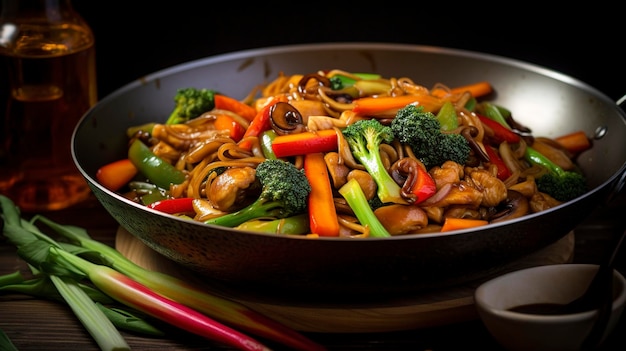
xmin=128 ymin=139 xmax=186 ymax=189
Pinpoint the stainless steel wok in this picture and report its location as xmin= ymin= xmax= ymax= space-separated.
xmin=72 ymin=43 xmax=626 ymax=302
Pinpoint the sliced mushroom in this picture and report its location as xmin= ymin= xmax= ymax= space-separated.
xmin=324 ymin=152 xmax=349 ymax=189
xmin=490 ymin=189 xmax=530 ymax=223
xmin=269 ymin=102 xmax=306 ymax=136
xmin=297 ymin=73 xmax=331 ymax=99
xmin=374 ymin=204 xmax=428 ymax=235
xmin=461 ymin=125 xmax=490 ymax=163
xmin=389 ymin=157 xmax=425 ymax=204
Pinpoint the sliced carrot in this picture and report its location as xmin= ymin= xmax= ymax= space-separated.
xmin=554 ymin=130 xmax=592 ymax=154
xmin=440 ymin=217 xmax=489 ymax=232
xmin=213 ymin=94 xmax=257 ymax=122
xmin=304 ymin=152 xmax=340 ymax=237
xmin=449 ymin=81 xmax=492 ymax=98
xmin=214 ymin=114 xmax=246 ymax=142
xmin=352 ymin=94 xmax=443 ymax=115
xmin=271 ymin=129 xmax=338 ymax=158
xmin=96 ymin=158 xmax=138 ymax=192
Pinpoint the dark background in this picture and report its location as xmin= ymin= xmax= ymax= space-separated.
xmin=77 ymin=4 xmax=623 ymax=102
xmin=1 ymin=3 xmax=624 ymax=112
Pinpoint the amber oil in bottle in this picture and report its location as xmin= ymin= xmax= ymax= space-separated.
xmin=0 ymin=0 xmax=97 ymax=211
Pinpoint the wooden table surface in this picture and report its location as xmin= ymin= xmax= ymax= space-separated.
xmin=1 ymin=192 xmax=625 ymax=351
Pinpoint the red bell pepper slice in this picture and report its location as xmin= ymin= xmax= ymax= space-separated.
xmin=410 ymin=165 xmax=436 ymax=205
xmin=477 ymin=114 xmax=521 ymax=144
xmin=148 ymin=197 xmax=195 ymax=215
xmin=238 ymin=95 xmax=286 ymax=150
xmin=484 ymin=145 xmax=512 ymax=180
xmin=271 ymin=129 xmax=338 ymax=158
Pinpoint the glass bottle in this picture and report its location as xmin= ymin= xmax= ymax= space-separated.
xmin=0 ymin=0 xmax=97 ymax=211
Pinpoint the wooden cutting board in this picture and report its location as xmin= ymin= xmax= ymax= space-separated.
xmin=115 ymin=227 xmax=574 ymax=333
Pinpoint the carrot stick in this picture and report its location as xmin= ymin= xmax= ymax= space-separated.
xmin=214 ymin=94 xmax=258 ymax=122
xmin=449 ymin=81 xmax=492 ymax=98
xmin=352 ymin=94 xmax=443 ymax=115
xmin=440 ymin=217 xmax=489 ymax=232
xmin=304 ymin=152 xmax=340 ymax=237
xmin=96 ymin=158 xmax=138 ymax=192
xmin=554 ymin=130 xmax=591 ymax=154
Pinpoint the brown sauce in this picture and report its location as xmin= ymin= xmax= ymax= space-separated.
xmin=507 ymin=303 xmax=572 ymax=315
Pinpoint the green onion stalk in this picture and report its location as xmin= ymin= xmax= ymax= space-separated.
xmin=1 ymin=194 xmax=326 ymax=351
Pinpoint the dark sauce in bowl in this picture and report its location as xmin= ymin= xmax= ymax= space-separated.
xmin=507 ymin=303 xmax=591 ymax=315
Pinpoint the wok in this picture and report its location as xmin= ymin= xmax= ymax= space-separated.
xmin=72 ymin=43 xmax=626 ymax=301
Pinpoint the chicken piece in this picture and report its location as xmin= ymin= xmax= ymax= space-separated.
xmin=530 ymin=192 xmax=562 ymax=213
xmin=151 ymin=140 xmax=181 ymax=165
xmin=429 ymin=161 xmax=464 ymax=189
xmin=208 ymin=167 xmax=257 ymax=211
xmin=467 ymin=169 xmax=508 ymax=207
xmin=152 ymin=120 xmax=228 ymax=151
xmin=508 ymin=176 xmax=539 ymax=198
xmin=422 ymin=206 xmax=444 ymax=224
xmin=441 ymin=181 xmax=484 ymax=208
xmin=444 ymin=205 xmax=483 ymax=220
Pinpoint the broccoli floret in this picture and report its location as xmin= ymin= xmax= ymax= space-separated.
xmin=390 ymin=105 xmax=471 ymax=169
xmin=342 ymin=119 xmax=406 ymax=204
xmin=329 ymin=76 xmax=344 ymax=90
xmin=339 ymin=178 xmax=391 ymax=238
xmin=367 ymin=194 xmax=386 ymax=211
xmin=166 ymin=88 xmax=216 ymax=125
xmin=204 ymin=159 xmax=311 ymax=228
xmin=524 ymin=146 xmax=587 ymax=202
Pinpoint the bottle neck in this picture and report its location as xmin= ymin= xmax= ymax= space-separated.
xmin=1 ymin=0 xmax=79 ymax=24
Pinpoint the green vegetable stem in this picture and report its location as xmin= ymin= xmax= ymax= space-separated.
xmin=0 ymin=195 xmax=131 ymax=351
xmin=342 ymin=118 xmax=406 ymax=204
xmin=33 ymin=214 xmax=325 ymax=351
xmin=1 ymin=195 xmax=327 ymax=351
xmin=49 ymin=248 xmax=272 ymax=351
xmin=339 ymin=178 xmax=391 ymax=238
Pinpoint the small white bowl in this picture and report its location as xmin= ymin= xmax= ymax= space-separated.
xmin=474 ymin=264 xmax=626 ymax=351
